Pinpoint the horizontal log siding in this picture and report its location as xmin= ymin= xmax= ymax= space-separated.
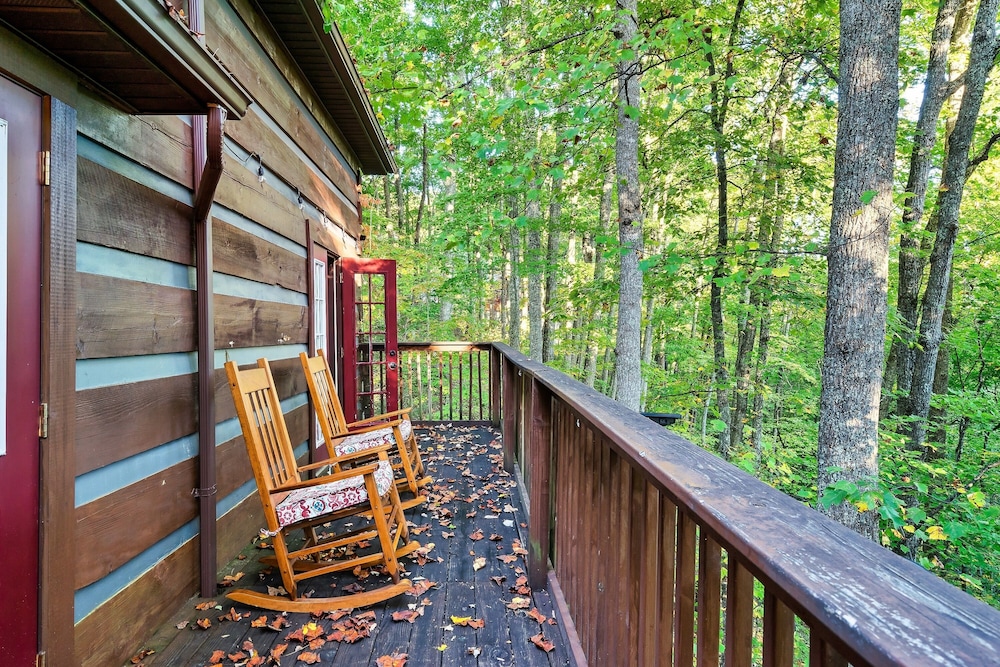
xmin=209 ymin=0 xmax=361 ymax=204
xmin=75 ymin=491 xmax=264 ymax=667
xmin=493 ymin=342 xmax=1000 ymax=666
xmin=74 ymin=405 xmax=308 ymax=590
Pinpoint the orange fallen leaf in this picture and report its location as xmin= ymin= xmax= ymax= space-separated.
xmin=527 ymin=608 xmax=547 ymax=624
xmin=470 ymin=529 xmax=484 ymax=541
xmin=208 ymin=649 xmax=225 ymax=664
xmin=251 ymin=615 xmax=268 ymax=628
xmin=228 ymin=651 xmax=247 ymax=662
xmin=498 ymin=554 xmax=518 ymax=564
xmin=195 ymin=601 xmax=216 ymax=611
xmin=530 ymin=633 xmax=555 ymax=652
xmin=376 ymin=652 xmax=408 ymax=667
xmin=392 ymin=609 xmax=422 ymax=623
xmin=297 ymin=651 xmax=321 ymax=664
xmin=130 ymin=648 xmax=155 ymax=664
xmin=197 ymin=618 xmax=212 ymax=630
xmin=270 ymin=644 xmax=288 ymax=660
xmin=490 ymin=575 xmax=506 ymax=586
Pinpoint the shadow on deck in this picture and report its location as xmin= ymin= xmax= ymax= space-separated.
xmin=135 ymin=425 xmax=574 ymax=667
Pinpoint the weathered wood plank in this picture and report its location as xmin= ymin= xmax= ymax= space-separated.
xmin=214 ymin=294 xmax=307 ymax=349
xmin=724 ymin=557 xmax=754 ymax=667
xmin=77 ymin=273 xmax=196 ymax=358
xmin=659 ymin=497 xmax=678 ymax=667
xmin=39 ymin=96 xmax=78 ymax=667
xmin=637 ymin=477 xmax=660 ymax=666
xmin=78 ymin=158 xmax=194 ymax=265
xmin=206 ymin=0 xmax=361 ymax=200
xmin=214 ymin=217 xmax=306 ymax=293
xmin=75 ymin=533 xmax=198 ymax=667
xmin=76 ymin=90 xmax=193 ymax=188
xmin=763 ymin=591 xmax=795 ymax=667
xmin=225 ymin=109 xmax=358 ymax=228
xmin=674 ymin=511 xmax=696 ymax=667
xmin=76 ymin=373 xmax=198 ymax=476
xmin=214 ymin=166 xmax=307 ymax=247
xmin=696 ymin=533 xmax=721 ymax=667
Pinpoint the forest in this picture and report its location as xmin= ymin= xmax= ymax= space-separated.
xmin=327 ymin=0 xmax=1000 ymax=609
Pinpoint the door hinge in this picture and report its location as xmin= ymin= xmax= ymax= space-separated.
xmin=36 ymin=652 xmax=45 ymax=667
xmin=39 ymin=150 xmax=50 ymax=186
xmin=38 ymin=403 xmax=49 ymax=439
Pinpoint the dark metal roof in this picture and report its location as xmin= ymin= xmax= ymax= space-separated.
xmin=253 ymin=0 xmax=396 ymax=175
xmin=0 ymin=0 xmax=251 ymax=117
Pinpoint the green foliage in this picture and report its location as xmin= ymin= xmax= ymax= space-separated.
xmin=330 ymin=0 xmax=1000 ymax=610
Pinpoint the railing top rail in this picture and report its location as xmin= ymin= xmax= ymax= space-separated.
xmin=491 ymin=342 xmax=1000 ymax=666
xmin=398 ymin=342 xmax=493 ymax=352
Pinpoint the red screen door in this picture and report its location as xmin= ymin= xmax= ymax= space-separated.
xmin=0 ymin=76 xmax=43 ymax=664
xmin=340 ymin=258 xmax=398 ymax=423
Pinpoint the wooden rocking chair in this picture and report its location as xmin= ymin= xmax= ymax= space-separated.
xmin=300 ymin=350 xmax=431 ymax=510
xmin=224 ymin=358 xmax=415 ymax=612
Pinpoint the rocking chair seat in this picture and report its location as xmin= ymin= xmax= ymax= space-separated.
xmin=334 ymin=419 xmax=412 ymax=458
xmin=273 ymin=459 xmax=395 ymax=528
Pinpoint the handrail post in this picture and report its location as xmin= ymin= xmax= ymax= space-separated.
xmin=502 ymin=357 xmax=517 ymax=473
xmin=490 ymin=345 xmax=502 ymax=427
xmin=527 ymin=376 xmax=552 ymax=591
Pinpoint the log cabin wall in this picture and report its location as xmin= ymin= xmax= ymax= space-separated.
xmin=66 ymin=3 xmax=366 ymax=665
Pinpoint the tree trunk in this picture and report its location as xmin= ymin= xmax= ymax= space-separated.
xmin=612 ymin=0 xmax=644 ymax=412
xmin=527 ymin=196 xmax=544 ymax=361
xmin=508 ymin=196 xmax=522 ymax=351
xmin=886 ymin=0 xmax=962 ymax=414
xmin=818 ymin=0 xmax=901 ymax=541
xmin=414 ymin=122 xmax=428 ymax=246
xmin=586 ymin=165 xmax=614 ymax=389
xmin=906 ymin=0 xmax=998 ymax=452
xmin=383 ymin=174 xmax=391 ymax=228
xmin=704 ymin=0 xmax=745 ymax=458
xmin=394 ymin=116 xmax=405 ymax=235
xmin=927 ymin=272 xmax=955 ymax=454
xmin=543 ymin=173 xmax=563 ymax=363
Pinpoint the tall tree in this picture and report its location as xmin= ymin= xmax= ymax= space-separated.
xmin=612 ymin=0 xmax=645 ymax=410
xmin=817 ymin=0 xmax=901 ymax=541
xmin=905 ymin=0 xmax=1000 ymax=452
xmin=885 ymin=0 xmax=961 ymax=412
xmin=706 ymin=0 xmax=746 ymax=458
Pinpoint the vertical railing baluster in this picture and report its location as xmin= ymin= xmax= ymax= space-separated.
xmin=660 ymin=498 xmax=677 ymax=667
xmin=763 ymin=591 xmax=794 ymax=667
xmin=527 ymin=378 xmax=552 ymax=591
xmin=594 ymin=437 xmax=613 ymax=664
xmin=501 ymin=358 xmax=516 ymax=473
xmin=810 ymin=630 xmax=848 ymax=667
xmin=724 ymin=557 xmax=754 ymax=666
xmin=697 ymin=533 xmax=721 ymax=667
xmin=638 ymin=480 xmax=661 ymax=666
xmin=674 ymin=511 xmax=696 ymax=667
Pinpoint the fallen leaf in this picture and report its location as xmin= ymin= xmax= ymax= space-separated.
xmin=468 ymin=646 xmax=482 ymax=657
xmin=490 ymin=575 xmax=506 ymax=586
xmin=129 ymin=648 xmax=155 ymax=664
xmin=498 ymin=554 xmax=518 ymax=564
xmin=270 ymin=644 xmax=288 ymax=660
xmin=297 ymin=652 xmax=321 ymax=664
xmin=469 ymin=529 xmax=484 ymax=541
xmin=376 ymin=652 xmax=408 ymax=667
xmin=473 ymin=557 xmax=487 ymax=571
xmin=251 ymin=615 xmax=268 ymax=628
xmin=220 ymin=607 xmax=244 ymax=622
xmin=228 ymin=651 xmax=247 ymax=662
xmin=507 ymin=597 xmax=531 ymax=610
xmin=208 ymin=649 xmax=225 ymax=664
xmin=437 ymin=644 xmax=449 ymax=651
xmin=174 ymin=620 xmax=189 ymax=630
xmin=268 ymin=616 xmax=290 ymax=631
xmin=530 ymin=633 xmax=555 ymax=652
xmin=489 ymin=533 xmax=503 ymax=541
xmin=406 ymin=580 xmax=437 ymax=596
xmin=343 ymin=582 xmax=365 ymax=594
xmin=450 ymin=615 xmax=472 ymax=625
xmin=195 ymin=601 xmax=216 ymax=611
xmin=527 ymin=608 xmax=548 ymax=624
xmin=392 ymin=609 xmax=422 ymax=623
xmin=196 ymin=618 xmax=212 ymax=630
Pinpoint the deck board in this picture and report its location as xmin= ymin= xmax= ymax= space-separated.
xmin=135 ymin=425 xmax=573 ymax=667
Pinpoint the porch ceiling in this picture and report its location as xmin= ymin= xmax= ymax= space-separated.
xmin=252 ymin=0 xmax=397 ymax=175
xmin=0 ymin=0 xmax=251 ymax=118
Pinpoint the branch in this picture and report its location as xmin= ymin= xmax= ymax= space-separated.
xmin=967 ymin=131 xmax=1000 ymax=176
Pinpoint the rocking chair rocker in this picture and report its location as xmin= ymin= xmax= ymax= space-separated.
xmin=224 ymin=358 xmax=416 ymax=612
xmin=300 ymin=350 xmax=431 ymax=510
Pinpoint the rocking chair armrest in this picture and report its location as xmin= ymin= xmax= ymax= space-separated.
xmin=298 ymin=443 xmax=392 ymax=472
xmin=270 ymin=460 xmax=381 ymax=493
xmin=343 ymin=421 xmax=404 ymax=436
xmin=347 ymin=408 xmax=412 ymax=428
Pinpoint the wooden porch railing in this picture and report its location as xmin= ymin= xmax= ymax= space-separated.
xmin=397 ymin=342 xmax=497 ymax=422
xmin=403 ymin=341 xmax=1000 ymax=666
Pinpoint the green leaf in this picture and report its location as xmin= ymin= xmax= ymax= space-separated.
xmin=860 ymin=189 xmax=877 ymax=205
xmin=709 ymin=418 xmax=727 ymax=432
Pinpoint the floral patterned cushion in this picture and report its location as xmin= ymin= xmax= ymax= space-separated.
xmin=272 ymin=459 xmax=394 ymax=528
xmin=334 ymin=418 xmax=412 ymax=458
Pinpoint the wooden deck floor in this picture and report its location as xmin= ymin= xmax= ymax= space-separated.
xmin=134 ymin=425 xmax=574 ymax=667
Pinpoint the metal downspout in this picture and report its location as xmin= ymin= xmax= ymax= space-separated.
xmin=190 ymin=0 xmax=224 ymax=598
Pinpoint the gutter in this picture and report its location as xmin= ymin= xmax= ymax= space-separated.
xmin=190 ymin=0 xmax=224 ymax=599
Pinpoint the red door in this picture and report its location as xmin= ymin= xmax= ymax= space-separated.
xmin=0 ymin=76 xmax=43 ymax=664
xmin=340 ymin=258 xmax=398 ymax=422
